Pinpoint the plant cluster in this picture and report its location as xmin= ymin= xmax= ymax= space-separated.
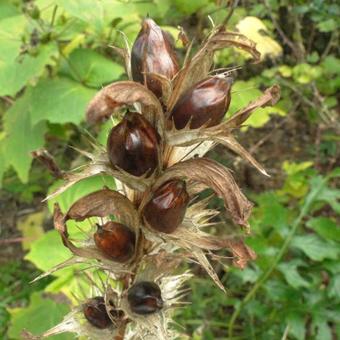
xmin=24 ymin=16 xmax=280 ymax=339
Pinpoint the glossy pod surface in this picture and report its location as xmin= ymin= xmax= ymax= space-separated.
xmin=94 ymin=221 xmax=135 ymax=262
xmin=169 ymin=76 xmax=233 ymax=129
xmin=127 ymin=281 xmax=163 ymax=315
xmin=107 ymin=111 xmax=159 ymax=177
xmin=131 ymin=18 xmax=179 ymax=98
xmin=83 ymin=296 xmax=112 ymax=329
xmin=143 ymin=180 xmax=189 ymax=234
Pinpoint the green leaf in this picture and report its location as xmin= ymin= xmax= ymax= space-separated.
xmin=30 ymin=77 xmax=97 ymax=125
xmin=56 ymin=0 xmax=105 ymax=33
xmin=317 ymin=19 xmax=337 ymax=32
xmin=7 ymin=292 xmax=72 ymax=340
xmin=282 ymin=161 xmax=313 ymax=175
xmin=47 ymin=174 xmax=116 ymax=213
xmin=25 ymin=230 xmax=72 ymax=275
xmin=313 ymin=318 xmax=332 ymax=340
xmin=0 ymin=143 xmax=5 ymax=186
xmin=286 ymin=313 xmax=306 ymax=340
xmin=316 ymin=185 xmax=340 ymax=214
xmin=0 ymin=1 xmax=19 ymax=20
xmin=278 ymin=260 xmax=309 ymax=289
xmin=17 ymin=212 xmax=45 ymax=251
xmin=173 ymin=0 xmax=210 ymax=14
xmin=307 ymin=217 xmax=340 ymax=242
xmin=321 ymin=56 xmax=340 ymax=75
xmin=0 ymin=41 xmax=58 ymax=97
xmin=291 ymin=235 xmax=339 ymax=261
xmin=228 ymin=81 xmax=285 ymax=129
xmin=0 ymin=15 xmax=26 ymax=62
xmin=2 ymin=91 xmax=47 ymax=182
xmin=328 ymin=274 xmax=340 ymax=299
xmin=59 ymin=48 xmax=124 ymax=88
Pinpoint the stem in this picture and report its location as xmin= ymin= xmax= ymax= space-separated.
xmin=228 ymin=176 xmax=327 ymax=337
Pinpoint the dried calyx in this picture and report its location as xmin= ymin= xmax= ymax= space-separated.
xmin=143 ymin=179 xmax=189 ymax=233
xmin=94 ymin=221 xmax=135 ymax=262
xmin=127 ymin=281 xmax=164 ymax=315
xmin=83 ymin=296 xmax=113 ymax=329
xmin=107 ymin=111 xmax=160 ymax=177
xmin=169 ymin=76 xmax=233 ymax=129
xmin=131 ymin=18 xmax=179 ymax=99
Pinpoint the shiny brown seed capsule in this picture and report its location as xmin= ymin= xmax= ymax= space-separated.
xmin=169 ymin=76 xmax=233 ymax=129
xmin=131 ymin=18 xmax=179 ymax=98
xmin=143 ymin=180 xmax=189 ymax=234
xmin=83 ymin=297 xmax=112 ymax=329
xmin=107 ymin=111 xmax=159 ymax=177
xmin=94 ymin=221 xmax=135 ymax=262
xmin=127 ymin=281 xmax=163 ymax=315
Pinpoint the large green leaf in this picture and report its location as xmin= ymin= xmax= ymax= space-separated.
xmin=59 ymin=48 xmax=124 ymax=88
xmin=0 ymin=1 xmax=19 ymax=20
xmin=7 ymin=292 xmax=72 ymax=340
xmin=286 ymin=313 xmax=306 ymax=340
xmin=0 ymin=12 xmax=58 ymax=97
xmin=278 ymin=260 xmax=310 ymax=289
xmin=56 ymin=0 xmax=105 ymax=33
xmin=291 ymin=235 xmax=339 ymax=261
xmin=0 ymin=43 xmax=58 ymax=97
xmin=2 ymin=91 xmax=47 ymax=182
xmin=30 ymin=77 xmax=97 ymax=125
xmin=307 ymin=217 xmax=340 ymax=242
xmin=328 ymin=274 xmax=340 ymax=299
xmin=25 ymin=230 xmax=72 ymax=275
xmin=0 ymin=15 xmax=26 ymax=62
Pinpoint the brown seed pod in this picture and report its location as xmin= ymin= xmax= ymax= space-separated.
xmin=143 ymin=180 xmax=189 ymax=234
xmin=83 ymin=296 xmax=112 ymax=329
xmin=107 ymin=111 xmax=160 ymax=177
xmin=127 ymin=281 xmax=163 ymax=315
xmin=94 ymin=221 xmax=135 ymax=262
xmin=131 ymin=18 xmax=179 ymax=98
xmin=169 ymin=76 xmax=233 ymax=129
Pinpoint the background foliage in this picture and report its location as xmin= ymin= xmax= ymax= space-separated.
xmin=0 ymin=0 xmax=339 ymax=339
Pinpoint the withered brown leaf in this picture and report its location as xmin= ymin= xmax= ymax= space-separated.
xmin=226 ymin=239 xmax=257 ymax=269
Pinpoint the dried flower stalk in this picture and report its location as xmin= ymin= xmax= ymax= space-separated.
xmin=27 ymin=17 xmax=280 ymax=340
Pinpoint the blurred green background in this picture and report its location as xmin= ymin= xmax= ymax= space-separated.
xmin=0 ymin=0 xmax=339 ymax=339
